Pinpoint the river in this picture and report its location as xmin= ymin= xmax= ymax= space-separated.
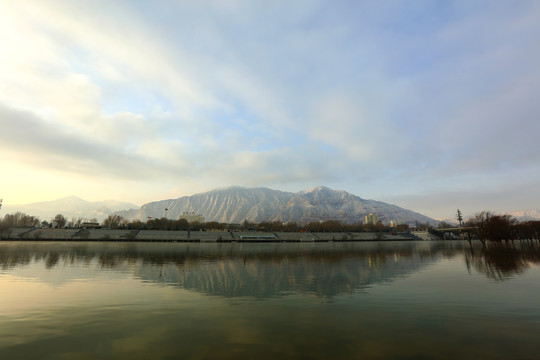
xmin=0 ymin=241 xmax=539 ymax=359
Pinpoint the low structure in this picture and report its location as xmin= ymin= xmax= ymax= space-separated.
xmin=0 ymin=228 xmax=420 ymax=242
xmin=179 ymin=212 xmax=204 ymax=223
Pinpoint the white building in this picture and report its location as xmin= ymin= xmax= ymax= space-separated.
xmin=179 ymin=212 xmax=204 ymax=223
xmin=365 ymin=213 xmax=380 ymax=225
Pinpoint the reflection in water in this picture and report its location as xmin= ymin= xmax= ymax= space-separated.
xmin=1 ymin=241 xmax=459 ymax=298
xmin=464 ymin=241 xmax=540 ymax=281
xmin=1 ymin=241 xmax=540 ymax=360
xmin=2 ymin=241 xmax=540 ymax=296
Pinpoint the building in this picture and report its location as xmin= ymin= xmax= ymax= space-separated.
xmin=390 ymin=220 xmax=404 ymax=228
xmin=81 ymin=222 xmax=100 ymax=229
xmin=365 ymin=213 xmax=380 ymax=226
xmin=179 ymin=212 xmax=204 ymax=223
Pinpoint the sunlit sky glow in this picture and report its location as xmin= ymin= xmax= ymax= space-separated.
xmin=1 ymin=0 xmax=539 ymax=219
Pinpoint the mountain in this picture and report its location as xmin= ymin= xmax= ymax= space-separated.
xmin=2 ymin=196 xmax=138 ymax=222
xmin=120 ymin=186 xmax=436 ymax=225
xmin=506 ymin=209 xmax=540 ymax=222
xmin=435 ymin=218 xmax=459 ymax=226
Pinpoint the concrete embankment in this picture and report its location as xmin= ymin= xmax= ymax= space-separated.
xmin=0 ymin=228 xmax=421 ymax=242
xmin=410 ymin=231 xmax=442 ymax=241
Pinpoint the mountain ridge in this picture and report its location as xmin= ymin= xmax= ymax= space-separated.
xmin=505 ymin=209 xmax=540 ymax=222
xmin=2 ymin=197 xmax=138 ymax=222
xmin=118 ymin=186 xmax=437 ymax=225
xmin=4 ymin=187 xmax=538 ymax=225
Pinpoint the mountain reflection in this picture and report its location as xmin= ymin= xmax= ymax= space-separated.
xmin=2 ymin=241 xmax=536 ymax=297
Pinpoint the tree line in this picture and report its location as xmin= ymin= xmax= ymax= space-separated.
xmin=464 ymin=211 xmax=540 ymax=244
xmin=1 ymin=211 xmax=412 ymax=233
xmin=107 ymin=216 xmax=414 ymax=232
xmin=0 ymin=212 xmax=96 ymax=230
xmin=3 ymin=210 xmax=538 ymax=241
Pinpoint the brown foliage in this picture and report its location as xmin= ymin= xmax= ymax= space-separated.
xmin=466 ymin=211 xmax=518 ymax=242
xmin=1 ymin=212 xmax=40 ymax=227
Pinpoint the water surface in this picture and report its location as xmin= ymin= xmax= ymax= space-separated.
xmin=1 ymin=241 xmax=539 ymax=359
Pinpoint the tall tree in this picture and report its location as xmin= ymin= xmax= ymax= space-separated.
xmin=456 ymin=209 xmax=463 ymax=227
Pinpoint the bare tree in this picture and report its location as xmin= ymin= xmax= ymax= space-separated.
xmin=102 ymin=214 xmax=125 ymax=229
xmin=466 ymin=211 xmax=517 ymax=244
xmin=52 ymin=214 xmax=67 ymax=228
xmin=67 ymin=217 xmax=84 ymax=228
xmin=2 ymin=212 xmax=40 ymax=227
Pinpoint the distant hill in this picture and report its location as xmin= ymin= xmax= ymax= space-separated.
xmin=506 ymin=209 xmax=540 ymax=222
xmin=438 ymin=209 xmax=540 ymax=224
xmin=5 ymin=189 xmax=536 ymax=226
xmin=118 ymin=186 xmax=437 ymax=225
xmin=2 ymin=196 xmax=138 ymax=222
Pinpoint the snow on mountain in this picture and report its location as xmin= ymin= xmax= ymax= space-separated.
xmin=124 ymin=186 xmax=436 ymax=225
xmin=505 ymin=209 xmax=540 ymax=222
xmin=4 ymin=188 xmax=536 ymax=226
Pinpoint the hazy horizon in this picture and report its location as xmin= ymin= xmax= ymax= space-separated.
xmin=1 ymin=1 xmax=539 ymax=220
xmin=2 ymin=185 xmax=539 ymax=222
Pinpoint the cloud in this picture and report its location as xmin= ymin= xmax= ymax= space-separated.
xmin=1 ymin=0 xmax=539 ymax=216
xmin=357 ymin=1 xmax=540 ymax=191
xmin=0 ymin=105 xmax=182 ymax=179
xmin=388 ymin=175 xmax=540 ymax=220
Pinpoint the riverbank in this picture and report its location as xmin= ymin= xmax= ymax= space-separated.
xmin=0 ymin=228 xmax=422 ymax=242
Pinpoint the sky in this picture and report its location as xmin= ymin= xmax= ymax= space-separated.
xmin=1 ymin=0 xmax=539 ymax=220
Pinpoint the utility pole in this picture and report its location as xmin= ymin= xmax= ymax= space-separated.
xmin=165 ymin=208 xmax=168 ymax=219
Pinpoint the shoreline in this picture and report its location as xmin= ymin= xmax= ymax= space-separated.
xmin=0 ymin=228 xmax=427 ymax=242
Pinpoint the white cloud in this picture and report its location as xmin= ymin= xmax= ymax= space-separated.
xmin=1 ymin=0 xmax=539 ymax=218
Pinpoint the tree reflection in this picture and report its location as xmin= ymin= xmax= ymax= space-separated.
xmin=464 ymin=242 xmax=540 ymax=281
